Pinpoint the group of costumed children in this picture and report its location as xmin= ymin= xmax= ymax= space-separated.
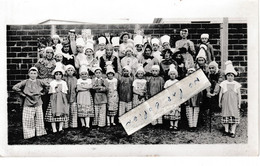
xmin=13 ymin=29 xmax=242 ymax=140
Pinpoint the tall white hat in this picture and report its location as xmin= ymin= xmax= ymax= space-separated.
xmin=52 ymin=64 xmax=65 ymax=75
xmin=160 ymin=35 xmax=170 ymax=44
xmin=85 ymin=40 xmax=94 ymax=51
xmin=111 ymin=37 xmax=120 ymax=47
xmin=76 ymin=37 xmax=85 ymax=47
xmin=98 ymin=36 xmax=106 ymax=45
xmin=196 ymin=48 xmax=207 ymax=60
xmin=201 ymin=33 xmax=209 ymax=39
xmin=151 ymin=38 xmax=160 ymax=45
xmin=134 ymin=35 xmax=143 ymax=46
xmin=168 ymin=64 xmax=178 ymax=76
xmin=224 ymin=60 xmax=237 ymax=75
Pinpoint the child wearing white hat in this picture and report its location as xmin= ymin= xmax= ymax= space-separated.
xmin=175 ymin=29 xmax=196 ymax=70
xmin=197 ymin=33 xmax=215 ymax=63
xmin=134 ymin=35 xmax=144 ymax=60
xmin=52 ymin=34 xmax=63 ymax=53
xmin=147 ymin=65 xmax=165 ymax=126
xmin=151 ymin=38 xmax=163 ymax=63
xmin=105 ymin=66 xmax=119 ymax=126
xmin=63 ymin=65 xmax=78 ymax=129
xmin=95 ymin=36 xmax=107 ymax=61
xmin=163 ymin=64 xmax=181 ymax=130
xmin=195 ymin=47 xmax=208 ymax=74
xmin=206 ymin=61 xmax=224 ymax=114
xmin=118 ymin=66 xmax=134 ymax=117
xmin=219 ymin=61 xmax=241 ymax=138
xmin=92 ymin=66 xmax=108 ymax=128
xmin=76 ymin=65 xmax=94 ymax=130
xmin=74 ymin=37 xmax=86 ymax=69
xmin=12 ymin=67 xmax=49 ymax=139
xmin=132 ymin=66 xmax=148 ymax=108
xmin=185 ymin=67 xmax=201 ymax=132
xmin=45 ymin=65 xmax=69 ymax=134
xmin=121 ymin=44 xmax=139 ymax=76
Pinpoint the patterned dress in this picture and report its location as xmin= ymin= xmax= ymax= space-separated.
xmin=163 ymin=79 xmax=181 ymax=121
xmin=45 ymin=80 xmax=69 ymax=123
xmin=77 ymin=78 xmax=94 ymax=118
xmin=219 ymin=80 xmax=241 ymax=124
xmin=132 ymin=78 xmax=147 ymax=108
xmin=106 ymin=78 xmax=119 ymax=116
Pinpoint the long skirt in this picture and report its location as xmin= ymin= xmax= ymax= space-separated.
xmin=23 ymin=105 xmax=47 ymax=139
xmin=119 ymin=101 xmax=133 ymax=117
xmin=93 ymin=104 xmax=106 ymax=127
xmin=45 ymin=93 xmax=69 ymax=123
xmin=107 ymin=90 xmax=119 ymax=117
xmin=186 ymin=106 xmax=199 ymax=127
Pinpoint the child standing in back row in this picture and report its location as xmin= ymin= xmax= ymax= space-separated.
xmin=12 ymin=67 xmax=49 ymax=139
xmin=219 ymin=61 xmax=241 ymax=138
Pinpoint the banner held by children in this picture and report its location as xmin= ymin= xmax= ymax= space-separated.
xmin=119 ymin=69 xmax=211 ymax=135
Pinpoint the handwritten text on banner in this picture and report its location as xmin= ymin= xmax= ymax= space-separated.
xmin=119 ymin=69 xmax=211 ymax=135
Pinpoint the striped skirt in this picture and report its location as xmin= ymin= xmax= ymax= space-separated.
xmin=119 ymin=101 xmax=133 ymax=117
xmin=221 ymin=116 xmax=240 ymax=124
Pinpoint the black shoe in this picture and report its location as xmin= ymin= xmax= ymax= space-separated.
xmin=222 ymin=131 xmax=229 ymax=136
xmin=230 ymin=133 xmax=236 ymax=138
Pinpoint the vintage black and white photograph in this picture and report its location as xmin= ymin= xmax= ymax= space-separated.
xmin=0 ymin=0 xmax=258 ymax=157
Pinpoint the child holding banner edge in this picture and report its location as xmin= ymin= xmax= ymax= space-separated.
xmin=219 ymin=61 xmax=241 ymax=138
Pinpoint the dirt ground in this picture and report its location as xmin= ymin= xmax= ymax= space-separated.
xmin=8 ymin=108 xmax=247 ymax=145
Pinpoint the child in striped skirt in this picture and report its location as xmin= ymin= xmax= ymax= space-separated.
xmin=12 ymin=67 xmax=49 ymax=139
xmin=45 ymin=66 xmax=69 ymax=133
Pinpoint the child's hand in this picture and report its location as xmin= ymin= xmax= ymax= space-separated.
xmin=179 ymin=64 xmax=184 ymax=68
xmin=219 ymin=103 xmax=221 ymax=108
xmin=207 ymin=92 xmax=212 ymax=98
xmin=238 ymin=105 xmax=241 ymax=109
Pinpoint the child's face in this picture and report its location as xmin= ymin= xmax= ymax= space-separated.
xmin=209 ymin=66 xmax=217 ymax=74
xmin=201 ymin=38 xmax=208 ymax=44
xmin=152 ymin=43 xmax=159 ymax=51
xmin=66 ymin=68 xmax=74 ymax=76
xmin=151 ymin=69 xmax=159 ymax=76
xmin=46 ymin=49 xmax=54 ymax=60
xmin=169 ymin=72 xmax=176 ymax=80
xmin=162 ymin=42 xmax=170 ymax=49
xmin=55 ymin=54 xmax=63 ymax=62
xmin=144 ymin=48 xmax=152 ymax=56
xmin=28 ymin=70 xmax=38 ymax=80
xmin=69 ymin=33 xmax=76 ymax=40
xmin=63 ymin=45 xmax=70 ymax=53
xmin=136 ymin=72 xmax=144 ymax=79
xmin=95 ymin=69 xmax=102 ymax=78
xmin=180 ymin=31 xmax=188 ymax=39
xmin=85 ymin=49 xmax=93 ymax=57
xmin=122 ymin=35 xmax=129 ymax=43
xmin=122 ymin=69 xmax=130 ymax=76
xmin=197 ymin=57 xmax=206 ymax=65
xmin=53 ymin=38 xmax=59 ymax=44
xmin=126 ymin=50 xmax=133 ymax=57
xmin=135 ymin=44 xmax=143 ymax=52
xmin=54 ymin=72 xmax=63 ymax=80
xmin=107 ymin=73 xmax=114 ymax=80
xmin=226 ymin=73 xmax=235 ymax=82
xmin=80 ymin=72 xmax=88 ymax=80
xmin=77 ymin=45 xmax=84 ymax=53
xmin=165 ymin=51 xmax=171 ymax=60
xmin=106 ymin=47 xmax=113 ymax=56
xmin=99 ymin=44 xmax=106 ymax=51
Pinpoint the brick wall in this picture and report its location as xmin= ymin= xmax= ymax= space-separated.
xmin=6 ymin=23 xmax=247 ymax=110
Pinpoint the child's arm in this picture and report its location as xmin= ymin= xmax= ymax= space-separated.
xmin=12 ymin=80 xmax=27 ymax=97
xmin=74 ymin=57 xmax=80 ymax=69
xmin=133 ymin=86 xmax=142 ymax=95
xmin=218 ymin=88 xmax=223 ymax=108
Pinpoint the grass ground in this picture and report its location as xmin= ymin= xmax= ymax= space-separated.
xmin=8 ymin=108 xmax=247 ymax=145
